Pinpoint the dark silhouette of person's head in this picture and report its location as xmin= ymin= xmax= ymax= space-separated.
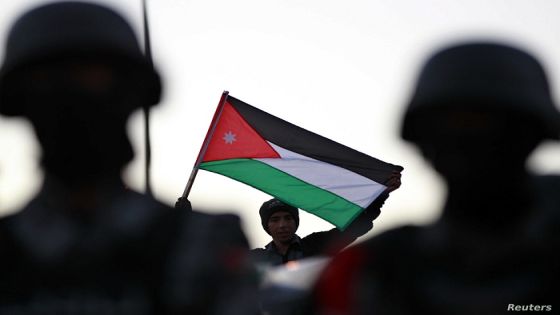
xmin=401 ymin=42 xmax=560 ymax=230
xmin=311 ymin=42 xmax=560 ymax=315
xmin=0 ymin=1 xmax=161 ymax=184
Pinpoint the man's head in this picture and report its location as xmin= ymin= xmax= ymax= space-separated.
xmin=259 ymin=199 xmax=299 ymax=241
xmin=0 ymin=1 xmax=162 ymax=182
xmin=401 ymin=42 xmax=560 ymax=184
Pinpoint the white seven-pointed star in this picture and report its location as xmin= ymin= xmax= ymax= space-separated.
xmin=223 ymin=131 xmax=237 ymax=144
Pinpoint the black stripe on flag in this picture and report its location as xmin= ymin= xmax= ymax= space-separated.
xmin=228 ymin=96 xmax=403 ymax=185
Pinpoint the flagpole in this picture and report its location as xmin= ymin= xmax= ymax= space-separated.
xmin=181 ymin=91 xmax=230 ymax=198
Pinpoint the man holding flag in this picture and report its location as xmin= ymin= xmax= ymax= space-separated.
xmin=251 ymin=175 xmax=400 ymax=266
xmin=181 ymin=92 xmax=403 ymax=266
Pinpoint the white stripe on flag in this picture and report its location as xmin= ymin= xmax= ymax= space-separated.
xmin=256 ymin=142 xmax=387 ymax=208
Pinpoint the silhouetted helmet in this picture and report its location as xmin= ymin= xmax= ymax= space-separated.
xmin=401 ymin=42 xmax=560 ymax=142
xmin=0 ymin=1 xmax=161 ymax=117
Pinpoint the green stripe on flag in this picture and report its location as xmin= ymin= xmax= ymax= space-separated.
xmin=199 ymin=158 xmax=364 ymax=230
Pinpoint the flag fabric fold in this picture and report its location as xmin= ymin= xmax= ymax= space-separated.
xmin=198 ymin=93 xmax=403 ymax=230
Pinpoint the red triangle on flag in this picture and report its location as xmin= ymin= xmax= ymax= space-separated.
xmin=202 ymin=100 xmax=280 ymax=162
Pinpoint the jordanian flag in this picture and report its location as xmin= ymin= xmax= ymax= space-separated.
xmin=197 ymin=92 xmax=403 ymax=230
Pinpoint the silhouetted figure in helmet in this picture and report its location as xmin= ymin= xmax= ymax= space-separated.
xmin=312 ymin=42 xmax=560 ymax=315
xmin=0 ymin=2 xmax=257 ymax=314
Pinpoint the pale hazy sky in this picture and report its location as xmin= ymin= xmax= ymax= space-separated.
xmin=1 ymin=0 xmax=560 ymax=247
